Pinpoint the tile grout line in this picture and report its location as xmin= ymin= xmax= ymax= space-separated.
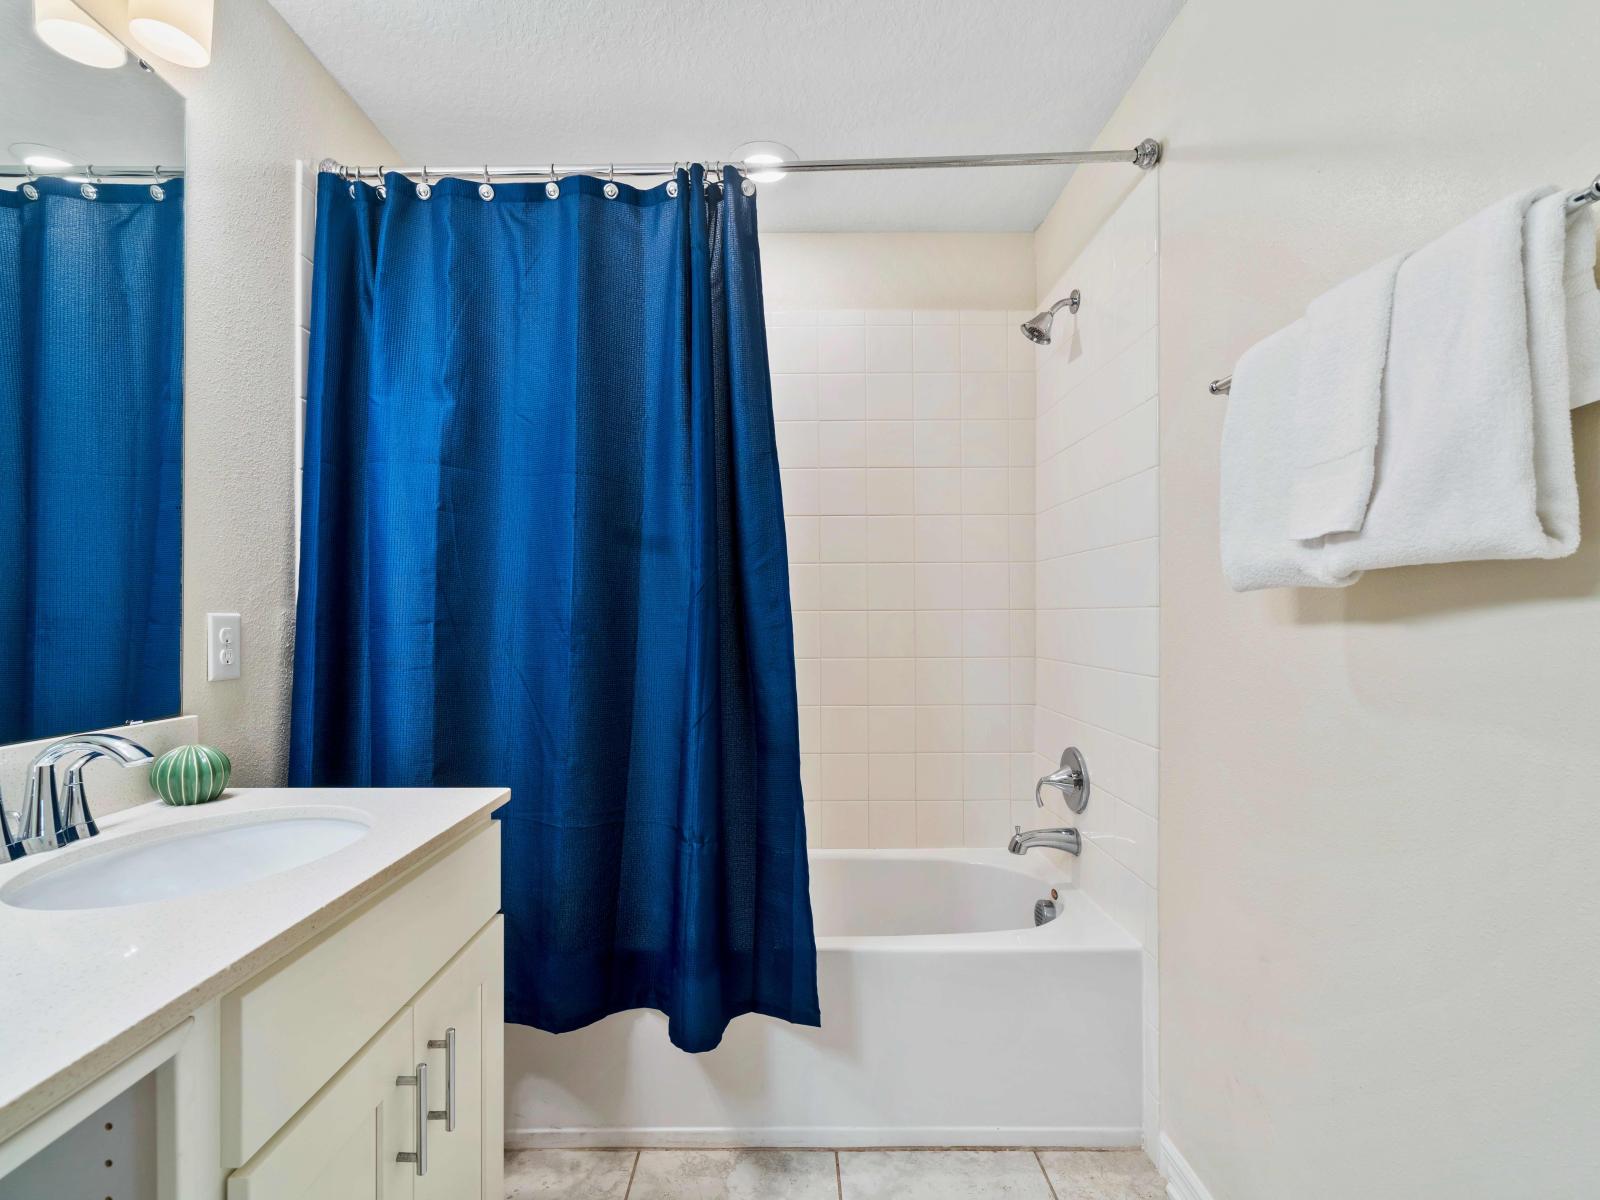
xmin=835 ymin=1149 xmax=844 ymax=1199
xmin=1034 ymin=1150 xmax=1061 ymax=1200
xmin=621 ymin=1148 xmax=640 ymax=1200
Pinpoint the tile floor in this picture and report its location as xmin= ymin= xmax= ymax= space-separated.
xmin=504 ymin=1147 xmax=1166 ymax=1200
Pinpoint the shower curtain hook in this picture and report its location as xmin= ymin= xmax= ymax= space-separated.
xmin=666 ymin=163 xmax=680 ymax=198
xmin=478 ymin=164 xmax=494 ymax=202
xmin=604 ymin=163 xmax=618 ymax=200
xmin=737 ymin=161 xmax=756 ymax=197
xmin=375 ymin=165 xmax=387 ymax=200
xmin=81 ymin=165 xmax=99 ymax=201
xmin=545 ymin=163 xmax=559 ymax=200
xmin=149 ymin=164 xmax=166 ymax=202
xmin=348 ymin=163 xmax=360 ymax=199
xmin=417 ymin=165 xmax=432 ymax=200
xmin=22 ymin=162 xmax=38 ymax=201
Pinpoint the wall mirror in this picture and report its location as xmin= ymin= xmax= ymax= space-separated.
xmin=1 ymin=2 xmax=185 ymax=746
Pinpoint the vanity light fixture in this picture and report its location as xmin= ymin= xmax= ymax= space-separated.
xmin=732 ymin=140 xmax=798 ymax=184
xmin=128 ymin=0 xmax=212 ymax=68
xmin=31 ymin=0 xmax=128 ymax=69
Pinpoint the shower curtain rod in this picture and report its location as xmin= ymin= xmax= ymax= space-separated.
xmin=319 ymin=139 xmax=1163 ymax=181
xmin=0 ymin=164 xmax=183 ymax=179
xmin=1207 ymin=171 xmax=1600 ymax=397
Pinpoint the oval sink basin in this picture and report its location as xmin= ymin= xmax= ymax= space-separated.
xmin=1 ymin=813 xmax=370 ymax=911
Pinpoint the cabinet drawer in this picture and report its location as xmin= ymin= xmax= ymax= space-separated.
xmin=222 ymin=821 xmax=500 ymax=1167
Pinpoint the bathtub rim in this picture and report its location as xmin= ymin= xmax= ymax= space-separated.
xmin=807 ymin=846 xmax=1139 ymax=953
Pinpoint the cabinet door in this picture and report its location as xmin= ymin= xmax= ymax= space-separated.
xmin=413 ymin=915 xmax=503 ymax=1200
xmin=228 ymin=1007 xmax=418 ymax=1200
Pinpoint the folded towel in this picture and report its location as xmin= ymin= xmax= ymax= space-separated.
xmin=1523 ymin=191 xmax=1582 ymax=546
xmin=1311 ymin=187 xmax=1578 ymax=581
xmin=1222 ymin=187 xmax=1587 ymax=592
xmin=1566 ymin=203 xmax=1600 ymax=409
xmin=1220 ymin=322 xmax=1341 ymax=590
xmin=1287 ymin=255 xmax=1404 ymax=541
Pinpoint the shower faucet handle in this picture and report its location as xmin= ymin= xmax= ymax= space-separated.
xmin=1034 ymin=746 xmax=1090 ymax=814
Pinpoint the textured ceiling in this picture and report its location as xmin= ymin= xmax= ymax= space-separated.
xmin=265 ymin=0 xmax=1181 ymax=232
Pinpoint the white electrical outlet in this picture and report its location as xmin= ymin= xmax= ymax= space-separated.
xmin=207 ymin=612 xmax=242 ymax=681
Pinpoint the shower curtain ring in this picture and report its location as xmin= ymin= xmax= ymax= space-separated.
xmin=604 ymin=163 xmax=618 ymax=200
xmin=22 ymin=162 xmax=38 ymax=201
xmin=417 ymin=165 xmax=432 ymax=200
xmin=738 ymin=162 xmax=756 ymax=197
xmin=545 ymin=163 xmax=559 ymax=200
xmin=375 ymin=165 xmax=387 ymax=200
xmin=479 ymin=164 xmax=494 ymax=202
xmin=348 ymin=164 xmax=359 ymax=199
xmin=666 ymin=162 xmax=680 ymax=198
xmin=149 ymin=164 xmax=166 ymax=201
xmin=81 ymin=165 xmax=99 ymax=201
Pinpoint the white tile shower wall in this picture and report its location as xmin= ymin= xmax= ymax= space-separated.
xmin=1031 ymin=173 xmax=1159 ymax=1153
xmin=769 ymin=309 xmax=1037 ymax=850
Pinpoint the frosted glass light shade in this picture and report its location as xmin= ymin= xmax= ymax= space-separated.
xmin=732 ymin=141 xmax=797 ymax=184
xmin=129 ymin=0 xmax=212 ymax=68
xmin=32 ymin=0 xmax=128 ymax=69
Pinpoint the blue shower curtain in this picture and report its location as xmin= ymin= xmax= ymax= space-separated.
xmin=0 ymin=178 xmax=183 ymax=744
xmin=291 ymin=165 xmax=818 ymax=1052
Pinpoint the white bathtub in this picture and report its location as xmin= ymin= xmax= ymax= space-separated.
xmin=505 ymin=848 xmax=1143 ymax=1148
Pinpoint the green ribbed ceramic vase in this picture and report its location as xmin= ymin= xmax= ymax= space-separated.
xmin=150 ymin=744 xmax=232 ymax=806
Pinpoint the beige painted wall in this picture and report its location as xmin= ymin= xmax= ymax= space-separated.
xmin=79 ymin=0 xmax=399 ymax=785
xmin=1036 ymin=2 xmax=1600 ymax=1196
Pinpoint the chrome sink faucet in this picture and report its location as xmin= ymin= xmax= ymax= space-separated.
xmin=2 ymin=733 xmax=153 ymax=860
xmin=1007 ymin=746 xmax=1091 ymax=859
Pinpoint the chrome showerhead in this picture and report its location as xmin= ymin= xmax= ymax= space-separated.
xmin=1019 ymin=289 xmax=1081 ymax=345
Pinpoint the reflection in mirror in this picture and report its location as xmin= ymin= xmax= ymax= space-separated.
xmin=1 ymin=3 xmax=185 ymax=745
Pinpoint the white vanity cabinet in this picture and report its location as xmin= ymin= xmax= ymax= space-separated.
xmin=224 ymin=823 xmax=504 ymax=1200
xmin=0 ymin=788 xmax=509 ymax=1200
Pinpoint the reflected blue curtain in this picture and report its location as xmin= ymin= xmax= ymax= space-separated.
xmin=290 ymin=166 xmax=818 ymax=1052
xmin=0 ymin=178 xmax=183 ymax=744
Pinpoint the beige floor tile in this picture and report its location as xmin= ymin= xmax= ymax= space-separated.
xmin=629 ymin=1149 xmax=839 ymax=1200
xmin=1037 ymin=1149 xmax=1166 ymax=1200
xmin=839 ymin=1150 xmax=1052 ymax=1200
xmin=504 ymin=1148 xmax=637 ymax=1200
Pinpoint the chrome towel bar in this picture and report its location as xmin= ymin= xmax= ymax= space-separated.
xmin=1207 ymin=173 xmax=1600 ymax=397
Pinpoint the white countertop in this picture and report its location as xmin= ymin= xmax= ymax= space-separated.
xmin=0 ymin=786 xmax=508 ymax=1145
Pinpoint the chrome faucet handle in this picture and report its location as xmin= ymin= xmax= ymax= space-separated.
xmin=17 ymin=763 xmax=67 ymax=856
xmin=1 ymin=784 xmax=23 ymax=862
xmin=1034 ymin=746 xmax=1090 ymax=814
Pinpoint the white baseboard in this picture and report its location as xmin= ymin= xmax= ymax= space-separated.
xmin=1160 ymin=1134 xmax=1216 ymax=1200
xmin=508 ymin=1125 xmax=1144 ymax=1150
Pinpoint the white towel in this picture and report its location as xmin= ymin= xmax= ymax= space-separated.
xmin=1312 ymin=187 xmax=1578 ymax=581
xmin=1220 ymin=322 xmax=1342 ymax=590
xmin=1222 ymin=188 xmax=1587 ymax=592
xmin=1565 ymin=203 xmax=1600 ymax=410
xmin=1287 ymin=254 xmax=1404 ymax=541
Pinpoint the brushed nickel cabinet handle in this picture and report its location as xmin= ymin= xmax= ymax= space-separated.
xmin=395 ymin=1061 xmax=428 ymax=1176
xmin=427 ymin=1028 xmax=457 ymax=1131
